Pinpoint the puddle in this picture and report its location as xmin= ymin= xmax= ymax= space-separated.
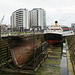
xmin=60 ymin=43 xmax=68 ymax=75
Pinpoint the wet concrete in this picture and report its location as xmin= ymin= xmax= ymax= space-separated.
xmin=66 ymin=35 xmax=75 ymax=75
xmin=60 ymin=43 xmax=68 ymax=75
xmin=36 ymin=46 xmax=62 ymax=75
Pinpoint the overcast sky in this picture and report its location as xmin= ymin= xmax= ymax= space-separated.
xmin=0 ymin=0 xmax=75 ymax=26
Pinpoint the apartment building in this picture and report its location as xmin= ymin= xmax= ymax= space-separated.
xmin=30 ymin=8 xmax=46 ymax=30
xmin=11 ymin=9 xmax=29 ymax=32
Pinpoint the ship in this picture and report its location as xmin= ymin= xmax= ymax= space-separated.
xmin=44 ymin=21 xmax=63 ymax=45
xmin=9 ymin=34 xmax=44 ymax=67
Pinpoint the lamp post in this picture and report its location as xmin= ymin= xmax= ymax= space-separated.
xmin=32 ymin=27 xmax=36 ymax=72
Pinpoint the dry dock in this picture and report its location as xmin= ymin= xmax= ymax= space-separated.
xmin=0 ymin=34 xmax=75 ymax=75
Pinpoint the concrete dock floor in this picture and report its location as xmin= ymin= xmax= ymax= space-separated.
xmin=36 ymin=46 xmax=62 ymax=75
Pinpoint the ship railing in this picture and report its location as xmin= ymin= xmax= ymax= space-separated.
xmin=44 ymin=30 xmax=63 ymax=33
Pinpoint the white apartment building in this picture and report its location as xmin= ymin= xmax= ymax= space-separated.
xmin=11 ymin=9 xmax=29 ymax=32
xmin=30 ymin=8 xmax=46 ymax=30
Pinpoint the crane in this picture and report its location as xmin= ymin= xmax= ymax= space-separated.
xmin=0 ymin=15 xmax=5 ymax=25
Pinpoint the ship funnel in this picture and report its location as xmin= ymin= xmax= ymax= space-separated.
xmin=55 ymin=21 xmax=58 ymax=27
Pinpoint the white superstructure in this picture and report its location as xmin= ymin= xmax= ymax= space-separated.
xmin=44 ymin=26 xmax=74 ymax=36
xmin=44 ymin=25 xmax=63 ymax=34
xmin=44 ymin=21 xmax=74 ymax=36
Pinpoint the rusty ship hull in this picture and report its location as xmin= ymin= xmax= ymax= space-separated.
xmin=10 ymin=34 xmax=43 ymax=67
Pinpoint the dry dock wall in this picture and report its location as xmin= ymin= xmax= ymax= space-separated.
xmin=66 ymin=35 xmax=75 ymax=74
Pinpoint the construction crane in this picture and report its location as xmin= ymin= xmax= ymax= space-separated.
xmin=0 ymin=15 xmax=5 ymax=25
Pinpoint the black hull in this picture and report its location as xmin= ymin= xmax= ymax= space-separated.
xmin=44 ymin=33 xmax=63 ymax=45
